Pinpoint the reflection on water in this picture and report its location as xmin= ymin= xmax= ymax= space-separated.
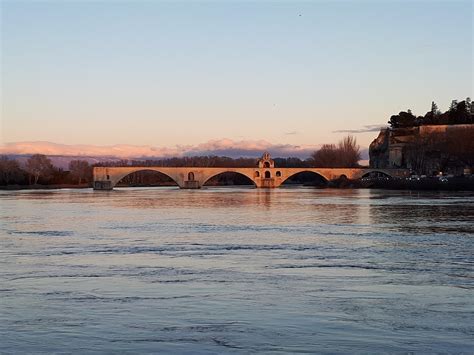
xmin=0 ymin=187 xmax=473 ymax=353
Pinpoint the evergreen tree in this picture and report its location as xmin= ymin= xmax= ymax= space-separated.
xmin=449 ymin=100 xmax=458 ymax=111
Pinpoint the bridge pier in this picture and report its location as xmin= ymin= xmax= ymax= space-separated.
xmin=255 ymin=178 xmax=277 ymax=188
xmin=182 ymin=180 xmax=201 ymax=189
xmin=93 ymin=181 xmax=113 ymax=190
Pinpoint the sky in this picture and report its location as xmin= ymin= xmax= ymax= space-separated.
xmin=1 ymin=0 xmax=472 ymax=158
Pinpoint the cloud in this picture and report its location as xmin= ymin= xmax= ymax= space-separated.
xmin=0 ymin=141 xmax=181 ymax=158
xmin=0 ymin=139 xmax=321 ymax=160
xmin=333 ymin=124 xmax=387 ymax=134
xmin=284 ymin=131 xmax=298 ymax=135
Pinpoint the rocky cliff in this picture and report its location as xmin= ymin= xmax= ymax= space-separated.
xmin=369 ymin=129 xmax=390 ymax=168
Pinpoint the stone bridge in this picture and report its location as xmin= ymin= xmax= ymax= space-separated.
xmin=93 ymin=153 xmax=410 ymax=190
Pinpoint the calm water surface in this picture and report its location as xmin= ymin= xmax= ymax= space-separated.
xmin=1 ymin=187 xmax=473 ymax=353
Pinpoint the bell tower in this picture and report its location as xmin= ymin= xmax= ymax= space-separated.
xmin=258 ymin=152 xmax=275 ymax=169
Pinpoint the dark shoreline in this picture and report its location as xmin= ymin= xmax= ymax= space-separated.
xmin=2 ymin=178 xmax=474 ymax=192
xmin=0 ymin=184 xmax=91 ymax=190
xmin=357 ymin=176 xmax=474 ymax=191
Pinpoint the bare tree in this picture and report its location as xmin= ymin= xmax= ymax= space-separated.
xmin=68 ymin=160 xmax=92 ymax=184
xmin=311 ymin=144 xmax=339 ymax=167
xmin=311 ymin=135 xmax=361 ymax=167
xmin=25 ymin=154 xmax=53 ymax=185
xmin=337 ymin=135 xmax=361 ymax=167
xmin=0 ymin=156 xmax=24 ymax=185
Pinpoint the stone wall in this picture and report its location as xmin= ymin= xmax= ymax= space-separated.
xmin=369 ymin=124 xmax=474 ymax=174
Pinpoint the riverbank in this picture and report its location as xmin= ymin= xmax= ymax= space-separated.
xmin=359 ymin=176 xmax=474 ymax=191
xmin=0 ymin=183 xmax=91 ymax=190
xmin=2 ymin=176 xmax=474 ymax=191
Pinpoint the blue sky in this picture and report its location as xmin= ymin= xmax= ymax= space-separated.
xmin=1 ymin=0 xmax=472 ymax=156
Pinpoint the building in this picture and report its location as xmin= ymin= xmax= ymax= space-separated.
xmin=369 ymin=124 xmax=474 ymax=175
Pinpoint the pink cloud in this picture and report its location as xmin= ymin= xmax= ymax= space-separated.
xmin=0 ymin=139 xmax=322 ymax=159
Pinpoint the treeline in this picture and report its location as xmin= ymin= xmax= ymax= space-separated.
xmin=389 ymin=98 xmax=474 ymax=128
xmin=0 ymin=155 xmax=92 ymax=186
xmin=1 ymin=154 xmax=313 ymax=187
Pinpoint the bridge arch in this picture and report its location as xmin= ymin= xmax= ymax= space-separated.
xmin=280 ymin=170 xmax=329 ymax=186
xmin=112 ymin=168 xmax=180 ymax=188
xmin=202 ymin=169 xmax=257 ymax=187
xmin=359 ymin=170 xmax=395 ymax=179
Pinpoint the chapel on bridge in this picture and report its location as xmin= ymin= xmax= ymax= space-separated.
xmin=258 ymin=152 xmax=275 ymax=169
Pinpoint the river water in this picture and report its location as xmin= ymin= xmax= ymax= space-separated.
xmin=1 ymin=187 xmax=473 ymax=353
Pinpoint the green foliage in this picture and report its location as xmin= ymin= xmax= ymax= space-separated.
xmin=388 ymin=98 xmax=474 ymax=128
xmin=388 ymin=110 xmax=417 ymax=128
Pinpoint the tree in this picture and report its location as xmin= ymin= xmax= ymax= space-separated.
xmin=337 ymin=135 xmax=361 ymax=167
xmin=388 ymin=110 xmax=417 ymax=128
xmin=25 ymin=154 xmax=53 ymax=185
xmin=311 ymin=135 xmax=361 ymax=168
xmin=389 ymin=98 xmax=474 ymax=128
xmin=469 ymin=97 xmax=474 ymax=114
xmin=0 ymin=156 xmax=25 ymax=185
xmin=444 ymin=100 xmax=471 ymax=124
xmin=68 ymin=160 xmax=92 ymax=184
xmin=449 ymin=100 xmax=458 ymax=111
xmin=311 ymin=144 xmax=339 ymax=167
